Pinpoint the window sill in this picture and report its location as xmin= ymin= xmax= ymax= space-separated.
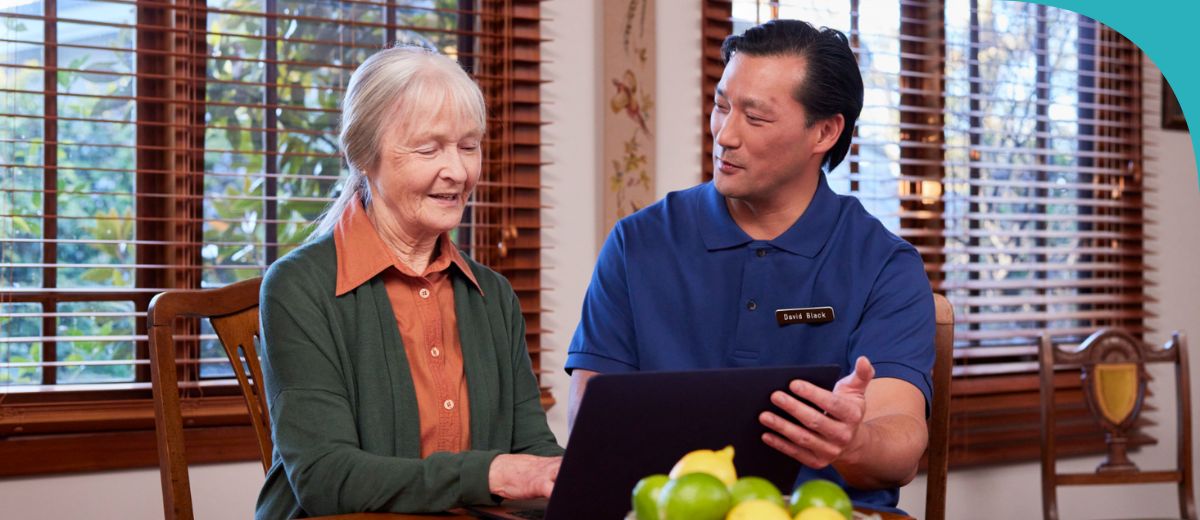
xmin=0 ymin=394 xmax=259 ymax=477
xmin=0 ymin=425 xmax=261 ymax=477
xmin=1 ymin=390 xmax=248 ymax=436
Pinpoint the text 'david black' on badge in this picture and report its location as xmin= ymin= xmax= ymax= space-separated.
xmin=775 ymin=306 xmax=835 ymax=326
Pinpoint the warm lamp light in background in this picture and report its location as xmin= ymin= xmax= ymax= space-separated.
xmin=899 ymin=180 xmax=943 ymax=206
xmin=919 ymin=180 xmax=942 ymax=206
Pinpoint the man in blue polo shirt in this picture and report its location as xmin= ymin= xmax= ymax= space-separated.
xmin=565 ymin=19 xmax=935 ymax=511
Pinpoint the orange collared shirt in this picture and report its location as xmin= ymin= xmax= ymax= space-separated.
xmin=332 ymin=200 xmax=482 ymax=458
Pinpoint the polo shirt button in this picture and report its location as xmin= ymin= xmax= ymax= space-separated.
xmin=443 ymin=399 xmax=455 ymax=410
xmin=747 ymin=299 xmax=757 ymax=311
xmin=431 ymin=347 xmax=441 ymax=357
xmin=418 ymin=288 xmax=431 ymax=299
xmin=756 ymin=249 xmax=767 ymax=257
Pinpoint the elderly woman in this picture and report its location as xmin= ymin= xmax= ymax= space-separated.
xmin=255 ymin=46 xmax=563 ymax=519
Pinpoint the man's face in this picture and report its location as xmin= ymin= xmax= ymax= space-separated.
xmin=710 ymin=52 xmax=827 ymax=204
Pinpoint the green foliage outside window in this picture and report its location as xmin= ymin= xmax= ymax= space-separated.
xmin=2 ymin=0 xmax=467 ymax=385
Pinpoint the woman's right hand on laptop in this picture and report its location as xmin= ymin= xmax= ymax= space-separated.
xmin=488 ymin=454 xmax=563 ymax=499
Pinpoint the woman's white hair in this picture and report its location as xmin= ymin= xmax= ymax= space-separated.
xmin=310 ymin=45 xmax=487 ymax=239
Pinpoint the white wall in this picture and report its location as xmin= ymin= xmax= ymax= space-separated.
xmin=652 ymin=0 xmax=704 ymax=197
xmin=0 ymin=462 xmax=262 ymax=519
xmin=539 ymin=0 xmax=602 ymax=447
xmin=3 ymin=4 xmax=1196 ymax=520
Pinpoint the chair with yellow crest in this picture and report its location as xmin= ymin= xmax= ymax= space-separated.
xmin=1038 ymin=328 xmax=1195 ymax=520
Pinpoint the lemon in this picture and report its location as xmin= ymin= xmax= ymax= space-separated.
xmin=793 ymin=506 xmax=847 ymax=520
xmin=727 ymin=499 xmax=791 ymax=520
xmin=668 ymin=445 xmax=737 ymax=487
xmin=658 ymin=472 xmax=732 ymax=520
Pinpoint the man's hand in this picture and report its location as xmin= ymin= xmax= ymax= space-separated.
xmin=759 ymin=356 xmax=874 ymax=469
xmin=488 ymin=454 xmax=563 ymax=500
xmin=758 ymin=356 xmax=928 ymax=489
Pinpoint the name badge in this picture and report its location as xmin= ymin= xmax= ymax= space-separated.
xmin=775 ymin=306 xmax=835 ymax=326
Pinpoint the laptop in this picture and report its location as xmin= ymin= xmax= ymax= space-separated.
xmin=468 ymin=364 xmax=840 ymax=520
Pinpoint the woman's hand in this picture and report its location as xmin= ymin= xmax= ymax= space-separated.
xmin=488 ymin=454 xmax=562 ymax=500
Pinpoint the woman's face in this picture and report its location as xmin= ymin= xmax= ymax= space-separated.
xmin=369 ymin=103 xmax=483 ymax=240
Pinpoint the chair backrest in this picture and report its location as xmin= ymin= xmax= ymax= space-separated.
xmin=1039 ymin=328 xmax=1195 ymax=520
xmin=924 ymin=293 xmax=954 ymax=520
xmin=147 ymin=277 xmax=269 ymax=520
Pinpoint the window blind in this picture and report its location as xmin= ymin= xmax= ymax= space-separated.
xmin=704 ymin=0 xmax=1147 ymax=467
xmin=0 ymin=0 xmax=548 ymax=476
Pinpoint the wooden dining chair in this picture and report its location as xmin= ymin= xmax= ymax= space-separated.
xmin=148 ymin=276 xmax=270 ymax=520
xmin=1039 ymin=328 xmax=1195 ymax=520
xmin=923 ymin=293 xmax=954 ymax=520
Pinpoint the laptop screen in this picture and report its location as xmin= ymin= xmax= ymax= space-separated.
xmin=543 ymin=365 xmax=840 ymax=520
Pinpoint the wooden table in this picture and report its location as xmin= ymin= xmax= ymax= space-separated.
xmin=310 ymin=505 xmax=914 ymax=519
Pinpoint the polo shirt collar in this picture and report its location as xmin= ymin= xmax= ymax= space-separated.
xmin=698 ymin=173 xmax=838 ymax=258
xmin=332 ymin=199 xmax=482 ymax=296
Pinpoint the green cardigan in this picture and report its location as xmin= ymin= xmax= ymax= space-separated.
xmin=254 ymin=233 xmax=563 ymax=520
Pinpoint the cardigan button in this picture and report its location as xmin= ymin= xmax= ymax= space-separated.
xmin=443 ymin=399 xmax=455 ymax=410
xmin=431 ymin=347 xmax=441 ymax=358
xmin=418 ymin=288 xmax=431 ymax=299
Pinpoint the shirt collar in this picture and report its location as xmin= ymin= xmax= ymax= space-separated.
xmin=697 ymin=173 xmax=839 ymax=258
xmin=333 ymin=200 xmax=483 ymax=296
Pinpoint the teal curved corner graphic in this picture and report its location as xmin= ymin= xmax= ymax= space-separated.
xmin=1018 ymin=0 xmax=1200 ymax=189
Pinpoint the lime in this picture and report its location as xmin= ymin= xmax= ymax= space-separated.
xmin=657 ymin=472 xmax=732 ymax=520
xmin=794 ymin=505 xmax=848 ymax=520
xmin=727 ymin=499 xmax=791 ymax=520
xmin=668 ymin=445 xmax=737 ymax=486
xmin=630 ymin=474 xmax=669 ymax=520
xmin=729 ymin=476 xmax=784 ymax=507
xmin=788 ymin=479 xmax=852 ymax=520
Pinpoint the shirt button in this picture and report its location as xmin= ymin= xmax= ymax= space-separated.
xmin=430 ymin=347 xmax=441 ymax=357
xmin=756 ymin=249 xmax=767 ymax=257
xmin=747 ymin=299 xmax=757 ymax=311
xmin=443 ymin=399 xmax=455 ymax=410
xmin=418 ymin=288 xmax=431 ymax=299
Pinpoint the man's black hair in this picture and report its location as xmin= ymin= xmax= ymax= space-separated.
xmin=721 ymin=19 xmax=864 ymax=172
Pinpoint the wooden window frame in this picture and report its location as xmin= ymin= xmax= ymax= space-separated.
xmin=701 ymin=0 xmax=1147 ymax=468
xmin=0 ymin=0 xmax=548 ymax=477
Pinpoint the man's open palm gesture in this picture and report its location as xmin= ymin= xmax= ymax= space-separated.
xmin=759 ymin=356 xmax=875 ymax=469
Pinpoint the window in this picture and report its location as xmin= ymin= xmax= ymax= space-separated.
xmin=1 ymin=0 xmax=548 ymax=476
xmin=705 ymin=0 xmax=1146 ymax=466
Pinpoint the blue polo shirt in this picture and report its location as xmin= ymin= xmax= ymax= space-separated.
xmin=566 ymin=174 xmax=934 ymax=510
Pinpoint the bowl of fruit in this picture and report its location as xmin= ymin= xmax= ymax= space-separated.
xmin=627 ymin=446 xmax=867 ymax=520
